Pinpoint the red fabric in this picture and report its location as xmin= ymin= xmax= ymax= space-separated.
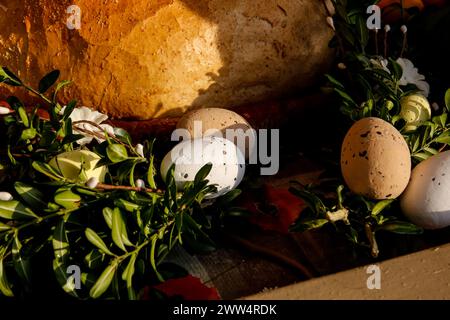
xmin=243 ymin=184 xmax=305 ymax=234
xmin=143 ymin=275 xmax=221 ymax=300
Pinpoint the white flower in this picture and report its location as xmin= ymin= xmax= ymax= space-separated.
xmin=60 ymin=106 xmax=115 ymax=146
xmin=0 ymin=192 xmax=13 ymax=201
xmin=135 ymin=144 xmax=144 ymax=158
xmin=0 ymin=106 xmax=12 ymax=115
xmin=396 ymin=58 xmax=430 ymax=97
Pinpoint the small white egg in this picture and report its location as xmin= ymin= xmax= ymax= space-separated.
xmin=160 ymin=136 xmax=245 ymax=198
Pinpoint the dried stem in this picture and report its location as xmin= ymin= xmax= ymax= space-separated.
xmin=365 ymin=223 xmax=379 ymax=258
xmin=95 ymin=182 xmax=162 ymax=194
xmin=374 ymin=29 xmax=379 ymax=56
xmin=72 ymin=120 xmax=124 ymax=146
xmin=384 ymin=30 xmax=388 ymax=58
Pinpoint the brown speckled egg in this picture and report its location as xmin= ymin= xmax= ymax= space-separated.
xmin=341 ymin=117 xmax=411 ymax=199
xmin=176 ymin=108 xmax=256 ymax=159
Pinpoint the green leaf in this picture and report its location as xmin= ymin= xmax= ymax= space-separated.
xmin=372 ymin=199 xmax=395 ymax=216
xmin=111 ymin=208 xmax=133 ymax=252
xmin=216 ymin=189 xmax=242 ymax=205
xmin=52 ymin=219 xmax=70 ymax=260
xmin=0 ymin=221 xmax=11 ymax=231
xmin=85 ymin=249 xmax=106 ymax=269
xmin=442 ymin=115 xmax=448 ymax=129
xmin=85 ymin=228 xmax=115 ymax=256
xmin=194 ymin=163 xmax=212 ymax=185
xmin=181 ymin=214 xmax=216 ymax=253
xmin=38 ymin=70 xmax=60 ymax=93
xmin=389 ymin=58 xmax=403 ymax=81
xmin=289 ymin=185 xmax=327 ymax=215
xmin=334 ymin=88 xmax=358 ymax=107
xmin=445 ymin=89 xmax=450 ymax=113
xmin=20 ymin=128 xmax=37 ymax=141
xmin=106 ymin=144 xmax=128 ymax=163
xmin=14 ymin=182 xmax=47 ymax=210
xmin=412 ymin=152 xmax=432 ymax=162
xmin=18 ymin=107 xmax=30 ymax=128
xmin=113 ymin=128 xmax=132 ymax=146
xmin=0 ymin=258 xmax=14 ymax=297
xmin=355 ymin=15 xmax=369 ymax=50
xmin=114 ymin=199 xmax=141 ymax=213
xmin=81 ymin=272 xmax=97 ymax=288
xmin=52 ymin=259 xmax=80 ymax=298
xmin=122 ymin=253 xmax=138 ymax=300
xmin=336 ymin=185 xmax=345 ymax=209
xmin=12 ymin=233 xmax=32 ymax=286
xmin=369 ymin=68 xmax=393 ymax=81
xmin=290 ymin=218 xmax=328 ymax=232
xmin=379 ymin=221 xmax=424 ymax=234
xmin=0 ymin=67 xmax=22 ymax=86
xmin=423 ymin=147 xmax=438 ymax=155
xmin=54 ymin=189 xmax=81 ymax=210
xmin=324 ymin=74 xmax=345 ymax=90
xmin=32 ymin=161 xmax=64 ymax=181
xmin=102 ymin=207 xmax=113 ymax=229
xmin=53 ymin=80 xmax=72 ymax=101
xmin=0 ymin=200 xmax=39 ymax=220
xmin=434 ymin=133 xmax=450 ymax=145
xmin=7 ymin=145 xmax=16 ymax=166
xmin=147 ymin=155 xmax=157 ymax=189
xmin=62 ymin=100 xmax=77 ymax=121
xmin=89 ymin=261 xmax=118 ymax=299
xmin=411 ymin=135 xmax=421 ymax=153
xmin=150 ymin=236 xmax=164 ymax=282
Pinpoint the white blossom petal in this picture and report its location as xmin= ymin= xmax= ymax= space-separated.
xmin=74 ymin=135 xmax=94 ymax=146
xmin=60 ymin=105 xmax=114 ymax=145
xmin=0 ymin=106 xmax=12 ymax=115
xmin=415 ymin=80 xmax=430 ymax=97
xmin=396 ymin=58 xmax=430 ymax=97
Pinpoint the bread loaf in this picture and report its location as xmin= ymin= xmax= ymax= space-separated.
xmin=0 ymin=0 xmax=334 ymax=119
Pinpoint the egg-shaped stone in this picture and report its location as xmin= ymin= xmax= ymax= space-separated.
xmin=400 ymin=151 xmax=450 ymax=229
xmin=160 ymin=136 xmax=245 ymax=199
xmin=341 ymin=117 xmax=411 ymax=199
xmin=176 ymin=108 xmax=256 ymax=160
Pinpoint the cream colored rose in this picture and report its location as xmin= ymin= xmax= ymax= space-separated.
xmin=49 ymin=150 xmax=106 ymax=183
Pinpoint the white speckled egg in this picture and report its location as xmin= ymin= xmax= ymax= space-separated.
xmin=160 ymin=136 xmax=245 ymax=199
xmin=400 ymin=151 xmax=450 ymax=229
xmin=341 ymin=117 xmax=411 ymax=199
xmin=176 ymin=108 xmax=256 ymax=159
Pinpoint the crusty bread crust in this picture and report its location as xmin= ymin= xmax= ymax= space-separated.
xmin=0 ymin=0 xmax=333 ymax=119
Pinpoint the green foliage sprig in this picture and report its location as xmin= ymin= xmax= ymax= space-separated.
xmin=0 ymin=67 xmax=238 ymax=299
xmin=290 ymin=1 xmax=450 ymax=257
